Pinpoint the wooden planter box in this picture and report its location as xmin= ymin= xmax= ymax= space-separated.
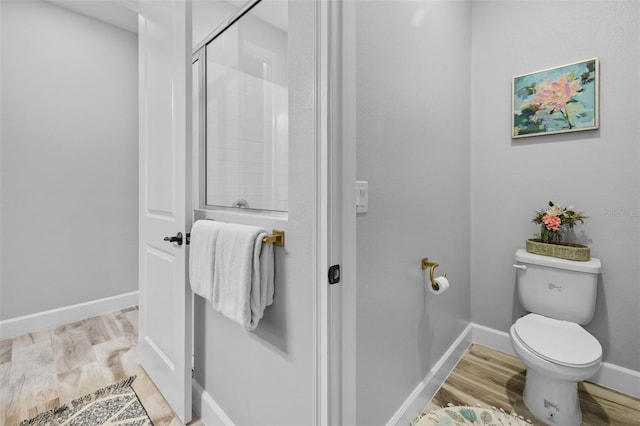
xmin=526 ymin=238 xmax=590 ymax=261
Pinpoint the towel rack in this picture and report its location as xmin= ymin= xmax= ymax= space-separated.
xmin=200 ymin=219 xmax=285 ymax=247
xmin=263 ymin=230 xmax=285 ymax=247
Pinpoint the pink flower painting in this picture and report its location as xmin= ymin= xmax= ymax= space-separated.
xmin=531 ymin=74 xmax=581 ymax=128
xmin=513 ymin=59 xmax=599 ymax=138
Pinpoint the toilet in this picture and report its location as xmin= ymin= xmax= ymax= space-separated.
xmin=510 ymin=249 xmax=602 ymax=426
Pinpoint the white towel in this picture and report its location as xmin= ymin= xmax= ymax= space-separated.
xmin=188 ymin=220 xmax=221 ymax=302
xmin=188 ymin=220 xmax=274 ymax=331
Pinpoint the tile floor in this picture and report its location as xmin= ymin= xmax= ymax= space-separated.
xmin=0 ymin=307 xmax=203 ymax=426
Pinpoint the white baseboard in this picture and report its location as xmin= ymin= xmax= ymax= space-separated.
xmin=470 ymin=322 xmax=515 ymax=356
xmin=386 ymin=323 xmax=474 ymax=426
xmin=0 ymin=291 xmax=139 ymax=339
xmin=192 ymin=379 xmax=235 ymax=426
xmin=388 ymin=322 xmax=640 ymax=424
xmin=587 ymin=361 xmax=640 ymax=398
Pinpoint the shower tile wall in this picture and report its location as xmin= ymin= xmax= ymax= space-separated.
xmin=205 ymin=4 xmax=288 ymax=212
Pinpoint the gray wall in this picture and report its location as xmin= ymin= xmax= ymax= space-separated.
xmin=1 ymin=0 xmax=138 ymax=320
xmin=470 ymin=1 xmax=640 ymax=372
xmin=355 ymin=1 xmax=472 ymax=424
xmin=192 ymin=1 xmax=318 ymax=424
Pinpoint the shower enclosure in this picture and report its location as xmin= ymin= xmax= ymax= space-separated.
xmin=193 ymin=0 xmax=289 ymax=214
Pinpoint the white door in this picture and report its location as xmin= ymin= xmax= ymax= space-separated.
xmin=138 ymin=1 xmax=192 ymax=423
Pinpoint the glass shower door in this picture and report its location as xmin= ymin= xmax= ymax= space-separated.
xmin=204 ymin=1 xmax=289 ymax=212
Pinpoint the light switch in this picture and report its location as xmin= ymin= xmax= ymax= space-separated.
xmin=356 ymin=181 xmax=368 ymax=214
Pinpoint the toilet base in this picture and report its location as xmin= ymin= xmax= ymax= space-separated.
xmin=522 ymin=368 xmax=582 ymax=426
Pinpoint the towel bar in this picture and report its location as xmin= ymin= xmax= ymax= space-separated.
xmin=263 ymin=230 xmax=285 ymax=247
xmin=201 ymin=219 xmax=284 ymax=247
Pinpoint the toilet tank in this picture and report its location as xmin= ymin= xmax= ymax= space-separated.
xmin=514 ymin=249 xmax=602 ymax=324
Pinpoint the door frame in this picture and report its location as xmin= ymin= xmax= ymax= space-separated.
xmin=316 ymin=0 xmax=332 ymax=423
xmin=318 ymin=0 xmax=357 ymax=424
xmin=324 ymin=0 xmax=358 ymax=424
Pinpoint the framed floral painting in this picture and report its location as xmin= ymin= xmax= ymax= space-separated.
xmin=512 ymin=58 xmax=599 ymax=138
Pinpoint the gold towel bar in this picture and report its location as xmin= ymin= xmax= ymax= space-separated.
xmin=203 ymin=219 xmax=284 ymax=247
xmin=263 ymin=230 xmax=285 ymax=247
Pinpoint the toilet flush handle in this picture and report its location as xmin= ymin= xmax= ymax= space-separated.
xmin=513 ymin=264 xmax=527 ymax=270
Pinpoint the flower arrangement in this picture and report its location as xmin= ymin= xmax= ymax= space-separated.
xmin=532 ymin=201 xmax=588 ymax=244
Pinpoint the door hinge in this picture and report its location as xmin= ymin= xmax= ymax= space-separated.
xmin=328 ymin=264 xmax=340 ymax=285
xmin=186 ymin=233 xmax=190 ymax=245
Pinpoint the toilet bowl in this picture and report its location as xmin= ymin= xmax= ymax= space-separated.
xmin=510 ymin=313 xmax=602 ymax=425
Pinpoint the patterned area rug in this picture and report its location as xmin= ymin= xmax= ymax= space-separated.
xmin=413 ymin=403 xmax=533 ymax=426
xmin=20 ymin=376 xmax=153 ymax=426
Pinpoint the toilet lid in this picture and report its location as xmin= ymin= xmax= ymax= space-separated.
xmin=514 ymin=314 xmax=602 ymax=367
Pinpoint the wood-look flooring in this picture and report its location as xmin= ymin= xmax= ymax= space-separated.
xmin=421 ymin=344 xmax=640 ymax=425
xmin=0 ymin=307 xmax=203 ymax=426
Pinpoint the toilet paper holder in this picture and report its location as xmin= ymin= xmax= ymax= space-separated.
xmin=421 ymin=258 xmax=447 ymax=291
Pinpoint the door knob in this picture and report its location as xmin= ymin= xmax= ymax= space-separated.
xmin=163 ymin=232 xmax=183 ymax=246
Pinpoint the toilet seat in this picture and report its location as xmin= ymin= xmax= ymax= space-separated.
xmin=513 ymin=314 xmax=602 ymax=368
